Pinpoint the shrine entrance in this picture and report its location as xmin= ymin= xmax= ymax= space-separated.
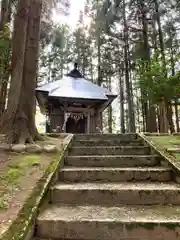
xmin=65 ymin=113 xmax=87 ymax=134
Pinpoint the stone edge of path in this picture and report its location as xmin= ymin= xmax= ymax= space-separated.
xmin=0 ymin=134 xmax=74 ymax=240
xmin=139 ymin=133 xmax=180 ymax=183
xmin=143 ymin=132 xmax=180 ymax=136
xmin=0 ymin=143 xmax=59 ymax=154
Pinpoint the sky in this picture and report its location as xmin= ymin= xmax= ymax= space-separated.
xmin=53 ymin=0 xmax=85 ymax=28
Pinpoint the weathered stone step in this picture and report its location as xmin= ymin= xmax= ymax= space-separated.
xmin=72 ymin=139 xmax=144 ymax=147
xmin=65 ymin=155 xmax=161 ymax=167
xmin=69 ymin=146 xmax=151 ymax=156
xmin=59 ymin=167 xmax=172 ymax=182
xmin=50 ymin=182 xmax=180 ymax=205
xmin=74 ymin=133 xmax=138 ymax=141
xmin=36 ymin=205 xmax=180 ymax=240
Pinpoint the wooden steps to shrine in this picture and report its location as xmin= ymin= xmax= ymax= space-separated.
xmin=34 ymin=133 xmax=180 ymax=240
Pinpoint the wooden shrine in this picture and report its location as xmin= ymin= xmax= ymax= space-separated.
xmin=36 ymin=63 xmax=117 ymax=134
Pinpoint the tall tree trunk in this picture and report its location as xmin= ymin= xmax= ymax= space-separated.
xmin=166 ymin=101 xmax=175 ymax=133
xmin=96 ymin=31 xmax=102 ymax=129
xmin=119 ymin=70 xmax=125 ymax=133
xmin=18 ymin=0 xmax=42 ymax=143
xmin=140 ymin=1 xmax=157 ymax=132
xmin=159 ymin=100 xmax=168 ymax=133
xmin=108 ymin=76 xmax=112 ymax=133
xmin=170 ymin=43 xmax=178 ymax=132
xmin=97 ymin=34 xmax=101 ymax=86
xmin=154 ymin=0 xmax=169 ymax=133
xmin=108 ymin=105 xmax=112 ymax=133
xmin=122 ymin=0 xmax=135 ymax=132
xmin=0 ymin=0 xmax=42 ymax=143
xmin=175 ymin=101 xmax=180 ymax=132
xmin=148 ymin=106 xmax=157 ymax=132
xmin=0 ymin=0 xmax=31 ymax=139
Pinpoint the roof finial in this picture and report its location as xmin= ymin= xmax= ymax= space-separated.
xmin=74 ymin=62 xmax=78 ymax=69
xmin=66 ymin=62 xmax=83 ymax=78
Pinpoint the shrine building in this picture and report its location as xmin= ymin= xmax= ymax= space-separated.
xmin=35 ymin=63 xmax=117 ymax=134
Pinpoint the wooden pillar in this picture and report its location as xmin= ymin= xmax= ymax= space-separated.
xmin=87 ymin=112 xmax=91 ymax=134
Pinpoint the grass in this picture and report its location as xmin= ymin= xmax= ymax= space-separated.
xmin=149 ymin=135 xmax=180 ymax=160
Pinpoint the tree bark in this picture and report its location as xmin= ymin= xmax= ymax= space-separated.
xmin=108 ymin=105 xmax=112 ymax=133
xmin=17 ymin=0 xmax=42 ymax=143
xmin=108 ymin=76 xmax=112 ymax=133
xmin=0 ymin=0 xmax=42 ymax=143
xmin=147 ymin=105 xmax=157 ymax=132
xmin=174 ymin=101 xmax=180 ymax=132
xmin=97 ymin=34 xmax=101 ymax=86
xmin=122 ymin=0 xmax=135 ymax=132
xmin=119 ymin=70 xmax=125 ymax=133
xmin=166 ymin=101 xmax=175 ymax=133
xmin=169 ymin=39 xmax=177 ymax=133
xmin=159 ymin=100 xmax=169 ymax=133
xmin=154 ymin=0 xmax=169 ymax=132
xmin=139 ymin=1 xmax=157 ymax=132
xmin=0 ymin=0 xmax=31 ymax=137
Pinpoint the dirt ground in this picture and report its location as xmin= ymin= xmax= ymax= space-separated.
xmin=0 ymin=135 xmax=67 ymax=235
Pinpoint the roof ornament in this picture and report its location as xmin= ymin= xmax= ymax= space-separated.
xmin=66 ymin=62 xmax=84 ymax=79
xmin=74 ymin=62 xmax=78 ymax=69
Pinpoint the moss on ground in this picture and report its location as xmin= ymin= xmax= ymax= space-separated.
xmin=0 ymin=134 xmax=71 ymax=240
xmin=0 ymin=149 xmax=66 ymax=240
xmin=149 ymin=135 xmax=180 ymax=160
xmin=126 ymin=222 xmax=180 ymax=230
xmin=0 ymin=152 xmax=60 ymax=212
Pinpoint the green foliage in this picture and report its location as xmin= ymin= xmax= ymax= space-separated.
xmin=52 ymin=24 xmax=69 ymax=48
xmin=38 ymin=24 xmax=73 ymax=83
xmin=0 ymin=24 xmax=11 ymax=89
xmin=136 ymin=56 xmax=180 ymax=103
xmin=0 ymin=24 xmax=11 ymax=55
xmin=0 ymin=197 xmax=8 ymax=210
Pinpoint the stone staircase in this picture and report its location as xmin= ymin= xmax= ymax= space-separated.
xmin=34 ymin=134 xmax=180 ymax=240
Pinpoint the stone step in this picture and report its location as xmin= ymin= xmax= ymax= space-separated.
xmin=74 ymin=133 xmax=138 ymax=141
xmin=59 ymin=167 xmax=172 ymax=183
xmin=36 ymin=205 xmax=180 ymax=240
xmin=72 ymin=139 xmax=144 ymax=147
xmin=69 ymin=146 xmax=151 ymax=156
xmin=65 ymin=155 xmax=161 ymax=167
xmin=50 ymin=182 xmax=180 ymax=205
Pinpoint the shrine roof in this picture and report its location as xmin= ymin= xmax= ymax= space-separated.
xmin=36 ymin=75 xmax=117 ymax=101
